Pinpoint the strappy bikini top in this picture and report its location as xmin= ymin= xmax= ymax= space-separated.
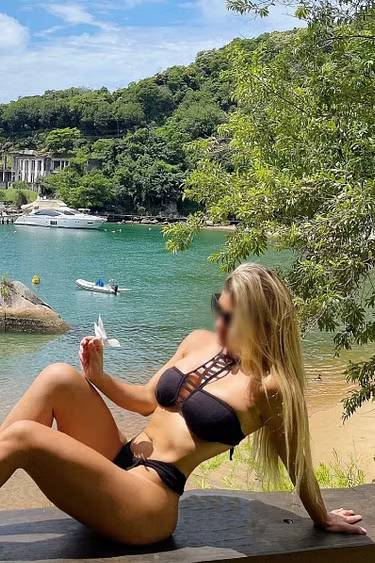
xmin=155 ymin=350 xmax=245 ymax=447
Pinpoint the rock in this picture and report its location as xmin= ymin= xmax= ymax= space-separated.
xmin=0 ymin=280 xmax=69 ymax=334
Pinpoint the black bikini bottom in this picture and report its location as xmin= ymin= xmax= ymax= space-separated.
xmin=113 ymin=440 xmax=186 ymax=496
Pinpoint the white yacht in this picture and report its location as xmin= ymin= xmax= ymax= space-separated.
xmin=15 ymin=200 xmax=106 ymax=230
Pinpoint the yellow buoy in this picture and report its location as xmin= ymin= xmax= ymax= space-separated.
xmin=32 ymin=275 xmax=41 ymax=285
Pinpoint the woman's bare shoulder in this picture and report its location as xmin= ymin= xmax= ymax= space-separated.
xmin=166 ymin=330 xmax=216 ymax=366
xmin=183 ymin=329 xmax=216 ymax=349
xmin=179 ymin=329 xmax=216 ymax=355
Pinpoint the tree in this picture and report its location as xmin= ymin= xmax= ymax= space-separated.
xmin=164 ymin=91 xmax=227 ymax=141
xmin=12 ymin=180 xmax=29 ymax=191
xmin=42 ymin=167 xmax=80 ymax=204
xmin=124 ymin=80 xmax=175 ymax=123
xmin=0 ymin=41 xmax=243 ymax=215
xmin=45 ymin=127 xmax=82 ymax=153
xmin=112 ymin=128 xmax=185 ymax=213
xmin=13 ymin=189 xmax=28 ymax=208
xmin=44 ymin=168 xmax=113 ymax=211
xmin=113 ymin=101 xmax=145 ymax=133
xmin=75 ymin=171 xmax=114 ymax=210
xmin=165 ymin=2 xmax=375 ymax=417
xmin=226 ymin=0 xmax=372 ymax=23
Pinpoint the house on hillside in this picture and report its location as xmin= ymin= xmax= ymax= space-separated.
xmin=13 ymin=150 xmax=70 ymax=189
xmin=0 ymin=155 xmax=14 ymax=188
xmin=0 ymin=150 xmax=70 ymax=192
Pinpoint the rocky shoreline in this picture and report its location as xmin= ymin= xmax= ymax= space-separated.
xmin=109 ymin=215 xmax=236 ymax=231
xmin=0 ymin=280 xmax=69 ymax=334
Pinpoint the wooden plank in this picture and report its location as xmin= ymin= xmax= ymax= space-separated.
xmin=0 ymin=485 xmax=372 ymax=562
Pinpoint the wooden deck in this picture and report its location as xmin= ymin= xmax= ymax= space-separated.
xmin=0 ymin=485 xmax=373 ymax=562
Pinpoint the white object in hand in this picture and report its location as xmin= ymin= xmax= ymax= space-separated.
xmin=94 ymin=315 xmax=121 ymax=348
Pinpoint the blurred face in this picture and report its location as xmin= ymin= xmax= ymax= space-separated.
xmin=212 ymin=290 xmax=234 ymax=347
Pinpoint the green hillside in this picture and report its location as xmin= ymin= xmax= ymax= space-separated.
xmin=0 ymin=37 xmax=260 ymax=214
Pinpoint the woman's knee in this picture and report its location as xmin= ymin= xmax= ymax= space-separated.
xmin=1 ymin=420 xmax=54 ymax=469
xmin=37 ymin=363 xmax=82 ymax=393
xmin=2 ymin=420 xmax=41 ymax=451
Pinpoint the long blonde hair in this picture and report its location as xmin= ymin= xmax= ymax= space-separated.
xmin=225 ymin=262 xmax=314 ymax=494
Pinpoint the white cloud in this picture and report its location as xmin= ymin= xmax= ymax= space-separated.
xmin=123 ymin=0 xmax=165 ymax=7
xmin=34 ymin=25 xmax=64 ymax=38
xmin=196 ymin=0 xmax=231 ymax=20
xmin=45 ymin=2 xmax=117 ymax=30
xmin=0 ymin=13 xmax=29 ymax=52
xmin=46 ymin=3 xmax=95 ymax=25
xmin=0 ymin=26 xmax=222 ymax=102
xmin=0 ymin=6 xmax=299 ymax=102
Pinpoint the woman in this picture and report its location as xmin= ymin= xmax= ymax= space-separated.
xmin=0 ymin=263 xmax=366 ymax=544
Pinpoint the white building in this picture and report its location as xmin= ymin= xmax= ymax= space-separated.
xmin=12 ymin=150 xmax=70 ymax=188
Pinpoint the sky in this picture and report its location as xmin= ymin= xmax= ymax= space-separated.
xmin=0 ymin=0 xmax=299 ymax=103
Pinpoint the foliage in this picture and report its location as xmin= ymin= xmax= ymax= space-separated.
xmin=163 ymin=91 xmax=227 ymax=141
xmin=342 ymin=357 xmax=375 ymax=418
xmin=163 ymin=213 xmax=205 ymax=252
xmin=0 ymin=188 xmax=37 ymax=204
xmin=0 ymin=274 xmax=11 ymax=301
xmin=12 ymin=180 xmax=29 ymax=191
xmin=226 ymin=0 xmax=372 ymax=23
xmin=0 ymin=46 xmax=236 ymax=140
xmin=165 ymin=3 xmax=375 ymax=415
xmin=44 ymin=169 xmax=114 ymax=211
xmin=13 ymin=189 xmax=28 ymax=208
xmin=0 ymin=42 xmax=245 ymax=214
xmin=44 ymin=127 xmax=82 ymax=153
xmin=314 ymin=452 xmax=365 ymax=488
xmin=192 ymin=440 xmax=365 ymax=491
xmin=109 ymin=128 xmax=186 ymax=213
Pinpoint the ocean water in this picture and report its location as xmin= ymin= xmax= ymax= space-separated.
xmin=0 ymin=222 xmax=368 ymax=413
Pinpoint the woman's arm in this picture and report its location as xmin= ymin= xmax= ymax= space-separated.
xmin=259 ymin=383 xmax=366 ymax=534
xmin=79 ymin=330 xmax=209 ymax=416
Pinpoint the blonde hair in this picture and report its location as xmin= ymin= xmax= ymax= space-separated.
xmin=225 ymin=262 xmax=315 ymax=496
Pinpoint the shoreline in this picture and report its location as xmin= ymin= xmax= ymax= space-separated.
xmin=202 ymin=224 xmax=236 ymax=232
xmin=117 ymin=219 xmax=236 ymax=232
xmin=0 ymin=215 xmax=236 ymax=232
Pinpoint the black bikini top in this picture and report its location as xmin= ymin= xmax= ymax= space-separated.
xmin=155 ymin=350 xmax=245 ymax=447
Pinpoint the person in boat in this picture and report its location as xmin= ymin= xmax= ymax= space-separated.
xmin=0 ymin=263 xmax=366 ymax=544
xmin=109 ymin=279 xmax=119 ymax=295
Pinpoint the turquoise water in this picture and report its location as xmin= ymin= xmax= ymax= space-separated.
xmin=0 ymin=223 xmax=226 ymax=409
xmin=0 ymin=222 xmax=367 ymax=412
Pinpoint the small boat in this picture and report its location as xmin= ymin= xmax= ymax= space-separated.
xmin=75 ymin=279 xmax=130 ymax=294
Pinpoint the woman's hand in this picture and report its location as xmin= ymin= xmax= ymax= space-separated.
xmin=79 ymin=336 xmax=104 ymax=385
xmin=319 ymin=508 xmax=367 ymax=535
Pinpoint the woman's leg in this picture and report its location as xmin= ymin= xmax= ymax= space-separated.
xmin=1 ymin=363 xmax=123 ymax=459
xmin=0 ymin=420 xmax=178 ymax=544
